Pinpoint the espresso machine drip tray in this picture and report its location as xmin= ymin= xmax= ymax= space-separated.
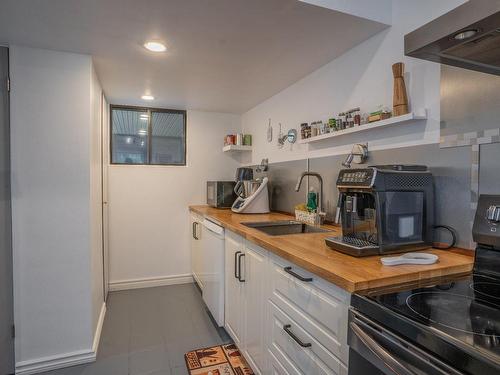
xmin=325 ymin=236 xmax=379 ymax=257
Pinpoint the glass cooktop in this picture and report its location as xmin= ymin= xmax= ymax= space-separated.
xmin=351 ymin=196 xmax=500 ymax=374
xmin=367 ymin=273 xmax=500 ymax=365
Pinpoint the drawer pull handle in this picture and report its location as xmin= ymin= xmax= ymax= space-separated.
xmin=283 ymin=324 xmax=312 ymax=348
xmin=284 ymin=267 xmax=313 ymax=282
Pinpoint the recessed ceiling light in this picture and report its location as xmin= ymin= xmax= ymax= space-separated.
xmin=453 ymin=29 xmax=478 ymax=40
xmin=138 ymin=129 xmax=147 ymax=135
xmin=144 ymin=41 xmax=167 ymax=52
xmin=140 ymin=114 xmax=149 ymax=118
xmin=141 ymin=95 xmax=155 ymax=101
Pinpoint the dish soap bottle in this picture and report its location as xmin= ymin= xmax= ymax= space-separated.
xmin=306 ymin=187 xmax=318 ymax=213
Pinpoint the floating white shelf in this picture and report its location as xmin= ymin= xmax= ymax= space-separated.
xmin=222 ymin=144 xmax=252 ymax=152
xmin=298 ymin=109 xmax=427 ymax=144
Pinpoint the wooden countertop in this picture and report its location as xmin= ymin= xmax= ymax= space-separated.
xmin=189 ymin=205 xmax=474 ymax=293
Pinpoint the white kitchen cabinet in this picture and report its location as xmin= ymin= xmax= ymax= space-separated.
xmin=224 ymin=231 xmax=245 ymax=346
xmin=242 ymin=242 xmax=268 ymax=375
xmin=268 ymin=301 xmax=348 ymax=375
xmin=220 ymin=227 xmax=350 ymax=375
xmin=190 ymin=213 xmax=204 ymax=290
xmin=269 ymin=254 xmax=350 ymax=365
xmin=224 ymin=233 xmax=268 ymax=374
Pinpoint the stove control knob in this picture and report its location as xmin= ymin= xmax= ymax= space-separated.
xmin=487 ymin=205 xmax=500 ymax=222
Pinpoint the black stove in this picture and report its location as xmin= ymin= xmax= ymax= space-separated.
xmin=348 ymin=195 xmax=500 ymax=375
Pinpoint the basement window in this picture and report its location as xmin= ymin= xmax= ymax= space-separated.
xmin=110 ymin=105 xmax=186 ymax=165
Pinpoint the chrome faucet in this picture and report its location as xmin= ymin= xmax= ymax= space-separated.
xmin=295 ymin=172 xmax=325 ymax=218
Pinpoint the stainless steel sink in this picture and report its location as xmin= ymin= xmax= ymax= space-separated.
xmin=242 ymin=220 xmax=331 ymax=236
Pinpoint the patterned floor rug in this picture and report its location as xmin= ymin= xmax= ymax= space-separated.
xmin=185 ymin=343 xmax=254 ymax=375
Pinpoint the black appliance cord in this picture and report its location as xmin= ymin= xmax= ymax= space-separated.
xmin=432 ymin=225 xmax=457 ymax=250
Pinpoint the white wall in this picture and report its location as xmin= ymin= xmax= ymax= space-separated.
xmin=107 ymin=0 xmax=468 ymax=286
xmin=10 ymin=46 xmax=104 ymax=372
xmin=90 ymin=65 xmax=105 ymax=336
xmin=242 ymin=0 xmax=467 ymax=165
xmin=108 ymin=110 xmax=241 ymax=288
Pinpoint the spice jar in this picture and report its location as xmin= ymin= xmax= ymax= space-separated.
xmin=328 ymin=118 xmax=337 ymax=132
xmin=354 ymin=111 xmax=361 ymax=126
xmin=311 ymin=122 xmax=318 ymax=137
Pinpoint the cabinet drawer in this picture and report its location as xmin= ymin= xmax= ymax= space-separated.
xmin=269 ymin=301 xmax=348 ymax=375
xmin=269 ymin=255 xmax=349 ymax=363
xmin=269 ymin=349 xmax=299 ymax=375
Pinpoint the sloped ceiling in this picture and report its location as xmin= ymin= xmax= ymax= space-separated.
xmin=0 ymin=0 xmax=390 ymax=114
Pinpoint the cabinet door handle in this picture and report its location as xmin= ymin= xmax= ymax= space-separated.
xmin=192 ymin=222 xmax=197 ymax=240
xmin=237 ymin=253 xmax=245 ymax=282
xmin=234 ymin=251 xmax=242 ymax=279
xmin=283 ymin=324 xmax=312 ymax=348
xmin=284 ymin=266 xmax=313 ymax=282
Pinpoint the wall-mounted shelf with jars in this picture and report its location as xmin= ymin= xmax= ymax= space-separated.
xmin=298 ymin=109 xmax=427 ymax=144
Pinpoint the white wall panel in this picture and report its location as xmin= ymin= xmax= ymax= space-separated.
xmin=242 ymin=0 xmax=467 ymax=165
xmin=10 ymin=46 xmax=94 ymax=364
xmin=108 ymin=110 xmax=241 ymax=286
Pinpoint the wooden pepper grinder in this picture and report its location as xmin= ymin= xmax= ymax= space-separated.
xmin=392 ymin=62 xmax=409 ymax=116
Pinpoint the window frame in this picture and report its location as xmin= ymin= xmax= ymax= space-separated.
xmin=109 ymin=104 xmax=187 ymax=166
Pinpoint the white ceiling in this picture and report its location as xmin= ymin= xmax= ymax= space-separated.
xmin=0 ymin=0 xmax=389 ymax=114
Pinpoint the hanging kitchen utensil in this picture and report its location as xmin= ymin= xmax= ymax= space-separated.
xmin=277 ymin=123 xmax=284 ymax=148
xmin=267 ymin=118 xmax=273 ymax=143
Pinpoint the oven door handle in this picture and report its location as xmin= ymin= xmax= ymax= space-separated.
xmin=350 ymin=321 xmax=417 ymax=375
xmin=350 ymin=311 xmax=465 ymax=375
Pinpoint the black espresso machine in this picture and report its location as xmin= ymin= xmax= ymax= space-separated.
xmin=325 ymin=165 xmax=434 ymax=257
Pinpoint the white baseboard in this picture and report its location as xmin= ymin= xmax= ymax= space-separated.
xmin=92 ymin=303 xmax=106 ymax=353
xmin=108 ymin=274 xmax=194 ymax=291
xmin=16 ymin=303 xmax=107 ymax=375
xmin=192 ymin=273 xmax=204 ymax=291
xmin=16 ymin=350 xmax=96 ymax=375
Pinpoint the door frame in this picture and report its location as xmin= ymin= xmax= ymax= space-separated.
xmin=0 ymin=46 xmax=15 ymax=375
xmin=100 ymin=93 xmax=110 ymax=301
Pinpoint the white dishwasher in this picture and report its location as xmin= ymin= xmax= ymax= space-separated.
xmin=201 ymin=218 xmax=225 ymax=327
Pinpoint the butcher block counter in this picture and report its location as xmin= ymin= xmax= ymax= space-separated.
xmin=189 ymin=205 xmax=474 ymax=293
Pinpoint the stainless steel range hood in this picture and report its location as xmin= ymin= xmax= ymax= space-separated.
xmin=405 ymin=0 xmax=500 ymax=75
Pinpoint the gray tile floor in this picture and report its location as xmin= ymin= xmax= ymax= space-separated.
xmin=40 ymin=283 xmax=231 ymax=375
